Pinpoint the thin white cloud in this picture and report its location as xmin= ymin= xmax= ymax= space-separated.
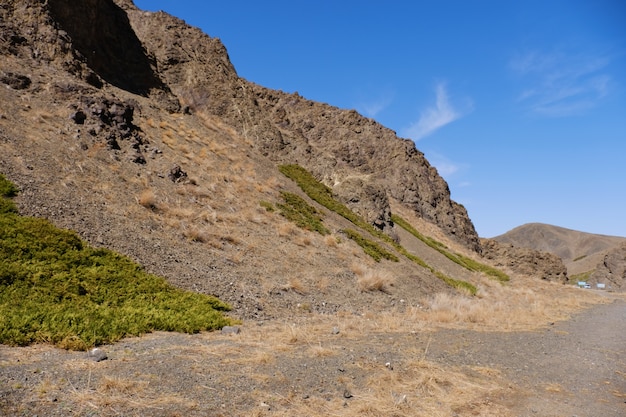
xmin=403 ymin=82 xmax=469 ymax=141
xmin=427 ymin=151 xmax=465 ymax=179
xmin=355 ymin=90 xmax=394 ymax=118
xmin=511 ymin=48 xmax=612 ymax=117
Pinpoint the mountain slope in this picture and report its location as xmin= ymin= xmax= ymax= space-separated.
xmin=0 ymin=0 xmax=500 ymax=320
xmin=493 ymin=223 xmax=626 ymax=278
xmin=122 ymin=2 xmax=481 ymax=252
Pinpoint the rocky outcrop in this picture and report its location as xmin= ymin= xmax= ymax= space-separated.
xmin=481 ymin=239 xmax=569 ymax=283
xmin=122 ymin=3 xmax=481 ymax=252
xmin=0 ymin=0 xmax=481 ymax=252
xmin=590 ymin=243 xmax=626 ymax=291
xmin=1 ymin=0 xmax=179 ymax=108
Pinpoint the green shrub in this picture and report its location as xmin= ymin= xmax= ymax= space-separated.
xmin=571 ymin=270 xmax=592 ymax=282
xmin=279 ymin=164 xmax=477 ymax=293
xmin=259 ymin=200 xmax=275 ymax=212
xmin=0 ymin=174 xmax=19 ymax=198
xmin=343 ymin=229 xmax=398 ymax=262
xmin=0 ymin=175 xmax=233 ymax=350
xmin=391 ymin=214 xmax=447 ymax=250
xmin=434 ymin=270 xmax=477 ymax=295
xmin=392 ymin=214 xmax=509 ymax=283
xmin=276 ymin=191 xmax=329 ymax=235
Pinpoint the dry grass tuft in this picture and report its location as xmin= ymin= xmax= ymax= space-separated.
xmin=284 ymin=277 xmax=307 ymax=295
xmin=357 ymin=269 xmax=395 ymax=293
xmin=137 ymin=189 xmax=157 ymax=210
xmin=277 ymin=222 xmax=297 ymax=237
xmin=315 ymin=276 xmax=330 ymax=293
xmin=183 ymin=228 xmax=210 ymax=243
xmin=324 ymin=234 xmax=339 ymax=247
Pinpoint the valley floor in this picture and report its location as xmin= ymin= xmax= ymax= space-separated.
xmin=1 ymin=292 xmax=625 ymax=417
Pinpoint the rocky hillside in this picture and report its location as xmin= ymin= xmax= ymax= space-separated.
xmin=494 ymin=223 xmax=626 ymax=287
xmin=0 ymin=0 xmax=485 ymax=317
xmin=590 ymin=243 xmax=626 ymax=291
xmin=121 ymin=2 xmax=481 ymax=252
xmin=480 ymin=239 xmax=568 ymax=283
xmin=1 ymin=0 xmax=587 ymax=325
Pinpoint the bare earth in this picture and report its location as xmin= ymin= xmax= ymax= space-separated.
xmin=428 ymin=296 xmax=626 ymax=416
xmin=1 ymin=295 xmax=625 ymax=417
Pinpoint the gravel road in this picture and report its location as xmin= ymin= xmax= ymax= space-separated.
xmin=1 ymin=297 xmax=624 ymax=416
xmin=428 ymin=296 xmax=626 ymax=416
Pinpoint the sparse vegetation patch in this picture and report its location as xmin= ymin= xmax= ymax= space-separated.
xmin=343 ymin=229 xmax=399 ymax=262
xmin=571 ymin=270 xmax=593 ymax=282
xmin=0 ymin=176 xmax=233 ymax=350
xmin=276 ymin=191 xmax=330 ymax=235
xmin=279 ymin=165 xmax=477 ymax=293
xmin=392 ymin=214 xmax=509 ymax=283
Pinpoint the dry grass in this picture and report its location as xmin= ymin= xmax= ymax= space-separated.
xmin=4 ymin=280 xmax=609 ymax=417
xmin=416 ymin=275 xmax=607 ymax=331
xmin=356 ymin=269 xmax=395 ymax=293
xmin=324 ymin=234 xmax=339 ymax=247
xmin=183 ymin=228 xmax=210 ymax=243
xmin=315 ymin=276 xmax=331 ymax=293
xmin=137 ymin=189 xmax=157 ymax=210
xmin=277 ymin=222 xmax=298 ymax=237
xmin=283 ymin=277 xmax=307 ymax=295
xmin=543 ymin=382 xmax=563 ymax=393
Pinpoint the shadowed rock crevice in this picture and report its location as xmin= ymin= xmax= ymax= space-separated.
xmin=48 ymin=0 xmax=163 ymax=95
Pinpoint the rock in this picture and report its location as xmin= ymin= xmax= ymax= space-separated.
xmin=331 ymin=327 xmax=340 ymax=335
xmin=590 ymin=243 xmax=626 ymax=290
xmin=168 ymin=165 xmax=188 ymax=183
xmin=87 ymin=348 xmax=108 ymax=362
xmin=70 ymin=110 xmax=87 ymax=124
xmin=0 ymin=72 xmax=31 ymax=90
xmin=221 ymin=325 xmax=241 ymax=335
xmin=481 ymin=238 xmax=568 ymax=282
xmin=333 ymin=177 xmax=393 ymax=232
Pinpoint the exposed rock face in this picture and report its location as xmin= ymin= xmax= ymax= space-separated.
xmin=590 ymin=243 xmax=626 ymax=290
xmin=47 ymin=0 xmax=165 ymax=95
xmin=122 ymin=4 xmax=481 ymax=252
xmin=481 ymin=239 xmax=569 ymax=283
xmin=493 ymin=222 xmax=626 ymax=278
xmin=1 ymin=0 xmax=179 ymax=107
xmin=0 ymin=0 xmax=481 ymax=252
xmin=333 ymin=177 xmax=392 ymax=231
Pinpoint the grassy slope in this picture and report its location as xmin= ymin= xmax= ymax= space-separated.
xmin=278 ymin=164 xmax=479 ymax=294
xmin=0 ymin=174 xmax=233 ymax=350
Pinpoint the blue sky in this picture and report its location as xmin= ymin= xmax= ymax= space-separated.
xmin=135 ymin=0 xmax=626 ymax=238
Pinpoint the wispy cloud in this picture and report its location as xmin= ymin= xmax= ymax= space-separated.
xmin=510 ymin=48 xmax=612 ymax=117
xmin=403 ymin=82 xmax=470 ymax=141
xmin=355 ymin=91 xmax=394 ymax=118
xmin=427 ymin=151 xmax=465 ymax=179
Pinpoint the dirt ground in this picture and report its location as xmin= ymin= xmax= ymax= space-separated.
xmin=1 ymin=293 xmax=625 ymax=417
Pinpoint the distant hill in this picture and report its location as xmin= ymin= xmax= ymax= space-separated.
xmin=493 ymin=223 xmax=626 ymax=281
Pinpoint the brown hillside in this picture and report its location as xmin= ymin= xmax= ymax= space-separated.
xmin=494 ymin=223 xmax=626 ymax=279
xmin=3 ymin=1 xmax=624 ymax=416
xmin=0 ymin=0 xmax=488 ymax=320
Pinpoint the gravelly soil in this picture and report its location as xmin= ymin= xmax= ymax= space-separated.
xmin=428 ymin=296 xmax=626 ymax=416
xmin=1 ymin=297 xmax=624 ymax=416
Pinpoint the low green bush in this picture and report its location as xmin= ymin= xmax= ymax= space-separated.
xmin=279 ymin=165 xmax=477 ymax=293
xmin=276 ymin=191 xmax=329 ymax=235
xmin=259 ymin=200 xmax=275 ymax=212
xmin=392 ymin=214 xmax=509 ymax=283
xmin=343 ymin=229 xmax=398 ymax=262
xmin=0 ymin=175 xmax=233 ymax=350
